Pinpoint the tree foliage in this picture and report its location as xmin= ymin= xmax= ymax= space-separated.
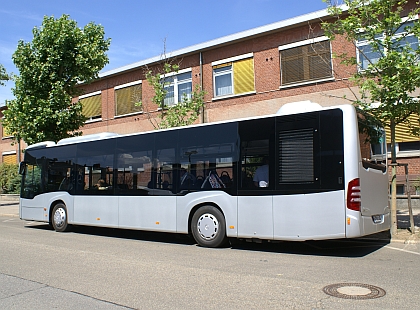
xmin=0 ymin=163 xmax=21 ymax=194
xmin=322 ymin=0 xmax=420 ymax=141
xmin=0 ymin=64 xmax=11 ymax=86
xmin=322 ymin=0 xmax=420 ymax=235
xmin=2 ymin=14 xmax=111 ymax=144
xmin=138 ymin=52 xmax=205 ymax=130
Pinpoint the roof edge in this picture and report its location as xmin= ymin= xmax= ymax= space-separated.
xmin=99 ymin=5 xmax=344 ymax=78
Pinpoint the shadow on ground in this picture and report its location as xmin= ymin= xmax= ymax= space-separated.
xmin=26 ymin=222 xmax=390 ymax=258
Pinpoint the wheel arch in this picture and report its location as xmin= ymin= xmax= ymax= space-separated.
xmin=48 ymin=200 xmax=66 ymax=226
xmin=188 ymin=202 xmax=225 ymax=235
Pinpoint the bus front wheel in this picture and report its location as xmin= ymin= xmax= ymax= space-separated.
xmin=191 ymin=205 xmax=227 ymax=248
xmin=52 ymin=203 xmax=70 ymax=232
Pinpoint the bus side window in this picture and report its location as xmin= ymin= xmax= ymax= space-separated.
xmin=238 ymin=117 xmax=275 ymax=191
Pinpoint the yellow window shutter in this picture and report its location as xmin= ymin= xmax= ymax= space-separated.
xmin=2 ymin=125 xmax=13 ymax=137
xmin=115 ymin=84 xmax=142 ymax=116
xmin=233 ymin=58 xmax=254 ymax=94
xmin=213 ymin=62 xmax=232 ymax=70
xmin=3 ymin=153 xmax=17 ymax=164
xmin=81 ymin=94 xmax=102 ymax=118
xmin=385 ymin=114 xmax=420 ymax=143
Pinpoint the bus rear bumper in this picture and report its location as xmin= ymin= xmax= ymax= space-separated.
xmin=364 ymin=212 xmax=391 ymax=235
xmin=346 ymin=212 xmax=391 ymax=238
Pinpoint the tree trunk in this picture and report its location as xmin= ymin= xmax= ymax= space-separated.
xmin=390 ymin=119 xmax=397 ymax=236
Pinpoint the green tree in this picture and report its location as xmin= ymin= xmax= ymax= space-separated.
xmin=322 ymin=0 xmax=420 ymax=235
xmin=2 ymin=14 xmax=111 ymax=145
xmin=0 ymin=163 xmax=21 ymax=194
xmin=0 ymin=64 xmax=11 ymax=86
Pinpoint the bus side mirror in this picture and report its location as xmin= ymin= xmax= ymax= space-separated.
xmin=19 ymin=162 xmax=26 ymax=175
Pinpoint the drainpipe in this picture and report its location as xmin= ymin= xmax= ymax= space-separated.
xmin=200 ymin=52 xmax=205 ymax=124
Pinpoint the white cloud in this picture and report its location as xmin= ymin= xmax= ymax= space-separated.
xmin=0 ymin=9 xmax=42 ymax=22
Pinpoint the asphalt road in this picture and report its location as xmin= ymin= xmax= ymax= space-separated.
xmin=1 ymin=210 xmax=420 ymax=309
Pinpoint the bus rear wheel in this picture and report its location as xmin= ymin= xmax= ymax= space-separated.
xmin=52 ymin=203 xmax=70 ymax=232
xmin=191 ymin=205 xmax=227 ymax=248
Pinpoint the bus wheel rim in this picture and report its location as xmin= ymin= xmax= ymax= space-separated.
xmin=197 ymin=213 xmax=219 ymax=240
xmin=54 ymin=207 xmax=66 ymax=228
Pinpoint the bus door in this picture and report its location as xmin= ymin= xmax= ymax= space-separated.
xmin=237 ymin=118 xmax=275 ymax=239
xmin=74 ymin=139 xmax=119 ymax=227
xmin=358 ymin=130 xmax=389 ymax=224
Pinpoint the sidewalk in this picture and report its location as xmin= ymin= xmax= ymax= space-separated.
xmin=2 ymin=201 xmax=419 ymax=243
xmin=391 ymin=208 xmax=420 ymax=243
xmin=0 ymin=201 xmax=20 ymax=217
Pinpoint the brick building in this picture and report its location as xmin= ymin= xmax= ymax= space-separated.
xmin=1 ymin=3 xmax=419 ymax=193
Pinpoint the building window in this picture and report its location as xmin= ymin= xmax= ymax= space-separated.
xmin=384 ymin=113 xmax=420 ymax=157
xmin=115 ymin=82 xmax=142 ymax=116
xmin=2 ymin=152 xmax=17 ymax=164
xmin=79 ymin=92 xmax=101 ymax=121
xmin=212 ymin=53 xmax=255 ymax=98
xmin=357 ymin=19 xmax=418 ymax=70
xmin=279 ymin=37 xmax=333 ymax=86
xmin=398 ymin=141 xmax=420 ymax=152
xmin=391 ymin=184 xmax=406 ymax=195
xmin=1 ymin=121 xmax=13 ymax=139
xmin=163 ymin=71 xmax=192 ymax=107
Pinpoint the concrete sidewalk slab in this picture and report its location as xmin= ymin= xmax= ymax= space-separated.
xmin=0 ymin=202 xmax=20 ymax=217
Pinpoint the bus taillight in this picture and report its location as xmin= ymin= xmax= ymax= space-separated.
xmin=347 ymin=178 xmax=361 ymax=211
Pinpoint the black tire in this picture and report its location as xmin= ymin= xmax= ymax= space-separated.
xmin=51 ymin=203 xmax=70 ymax=232
xmin=191 ymin=205 xmax=227 ymax=248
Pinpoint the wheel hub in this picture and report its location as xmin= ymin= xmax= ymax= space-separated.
xmin=53 ymin=207 xmax=66 ymax=228
xmin=197 ymin=213 xmax=219 ymax=240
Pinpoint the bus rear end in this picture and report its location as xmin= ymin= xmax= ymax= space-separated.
xmin=343 ymin=106 xmax=390 ymax=238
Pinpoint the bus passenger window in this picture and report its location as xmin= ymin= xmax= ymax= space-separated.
xmin=238 ymin=116 xmax=275 ymax=191
xmin=253 ymin=157 xmax=269 ymax=187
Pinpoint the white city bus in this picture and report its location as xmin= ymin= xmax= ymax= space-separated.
xmin=19 ymin=103 xmax=390 ymax=247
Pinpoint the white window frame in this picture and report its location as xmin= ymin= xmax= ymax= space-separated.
xmin=79 ymin=91 xmax=102 ymax=123
xmin=278 ymin=36 xmax=334 ymax=88
xmin=213 ymin=64 xmax=233 ymax=97
xmin=114 ymin=80 xmax=143 ymax=118
xmin=388 ymin=141 xmax=420 ymax=159
xmin=114 ymin=80 xmax=142 ymax=90
xmin=78 ymin=90 xmax=101 ymax=100
xmin=2 ymin=150 xmax=16 ymax=156
xmin=162 ymin=68 xmax=192 ymax=107
xmin=356 ymin=16 xmax=419 ymax=71
xmin=211 ymin=53 xmax=254 ymax=99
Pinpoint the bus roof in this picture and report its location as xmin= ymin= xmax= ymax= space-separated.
xmin=25 ymin=103 xmax=354 ymax=150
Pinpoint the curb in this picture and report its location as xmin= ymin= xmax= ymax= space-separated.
xmin=390 ymin=238 xmax=420 ymax=244
xmin=0 ymin=214 xmax=19 ymax=218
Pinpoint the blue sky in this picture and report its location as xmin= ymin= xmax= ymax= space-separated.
xmin=0 ymin=0 xmax=329 ymax=103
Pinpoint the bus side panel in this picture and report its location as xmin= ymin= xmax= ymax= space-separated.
xmin=119 ymin=196 xmax=177 ymax=232
xmin=237 ymin=196 xmax=273 ymax=239
xmin=273 ymin=191 xmax=346 ymax=241
xmin=73 ymin=196 xmax=119 ymax=227
xmin=20 ymin=192 xmax=74 ymax=223
xmin=176 ymin=192 xmax=237 ymax=236
xmin=20 ymin=198 xmax=46 ymax=222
